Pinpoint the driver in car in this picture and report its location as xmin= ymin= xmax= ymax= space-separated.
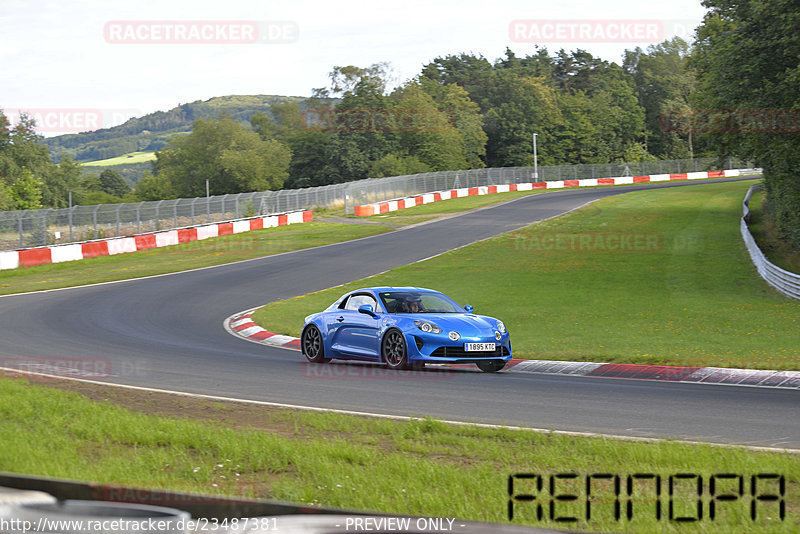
xmin=401 ymin=296 xmax=422 ymax=313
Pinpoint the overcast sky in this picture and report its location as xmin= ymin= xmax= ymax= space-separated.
xmin=0 ymin=0 xmax=708 ymax=134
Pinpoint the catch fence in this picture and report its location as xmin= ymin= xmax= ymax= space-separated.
xmin=0 ymin=157 xmax=749 ymax=250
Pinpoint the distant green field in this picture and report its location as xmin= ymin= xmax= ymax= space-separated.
xmin=82 ymin=151 xmax=156 ymax=166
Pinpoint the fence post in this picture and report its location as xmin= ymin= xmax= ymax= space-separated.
xmin=207 ymin=195 xmax=211 ymax=224
xmin=136 ymin=202 xmax=141 ymax=234
xmin=18 ymin=214 xmax=23 ymax=249
xmin=93 ymin=206 xmax=99 ymax=240
xmin=174 ymin=201 xmax=178 ymax=228
xmin=155 ymin=200 xmax=163 ymax=231
xmin=116 ymin=204 xmax=122 ymax=236
xmin=41 ymin=213 xmax=47 ymax=246
xmin=68 ymin=205 xmax=73 ymax=242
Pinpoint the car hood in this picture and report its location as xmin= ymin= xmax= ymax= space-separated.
xmin=403 ymin=313 xmax=501 ymax=338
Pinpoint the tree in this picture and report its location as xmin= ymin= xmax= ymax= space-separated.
xmin=389 ymin=83 xmax=469 ymax=171
xmin=419 ymin=79 xmax=488 ymax=168
xmin=154 ymin=117 xmax=291 ymax=197
xmin=8 ymin=169 xmax=42 ymax=209
xmin=482 ymin=72 xmax=561 ymax=167
xmin=420 ymin=54 xmax=495 ymax=112
xmin=624 ymin=38 xmax=697 ymax=158
xmin=251 ymin=101 xmax=305 ymax=142
xmin=40 ymin=156 xmax=84 ymax=208
xmin=99 ymin=169 xmax=131 ymax=197
xmin=693 ymin=0 xmax=800 ymax=249
xmin=134 ymin=172 xmax=172 ymax=201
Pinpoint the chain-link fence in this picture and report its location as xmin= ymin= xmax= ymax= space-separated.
xmin=0 ymin=157 xmax=750 ymax=250
xmin=341 ymin=157 xmax=750 ymax=213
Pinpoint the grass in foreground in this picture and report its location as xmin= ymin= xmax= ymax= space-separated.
xmin=0 ymin=376 xmax=797 ymax=533
xmin=747 ymin=189 xmax=800 ymax=274
xmin=0 ymin=222 xmax=389 ymax=295
xmin=254 ymin=179 xmax=800 ymax=370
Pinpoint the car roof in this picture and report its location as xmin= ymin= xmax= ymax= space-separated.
xmin=351 ymin=287 xmax=439 ymax=294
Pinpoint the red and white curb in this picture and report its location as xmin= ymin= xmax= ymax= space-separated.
xmin=353 ymin=168 xmax=761 ymax=216
xmin=225 ymin=309 xmax=302 ymax=351
xmin=225 ymin=310 xmax=798 ymax=389
xmin=0 ymin=210 xmax=313 ymax=271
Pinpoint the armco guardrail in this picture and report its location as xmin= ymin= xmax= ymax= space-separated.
xmin=0 ymin=157 xmax=750 ymax=250
xmin=741 ymin=184 xmax=800 ymax=300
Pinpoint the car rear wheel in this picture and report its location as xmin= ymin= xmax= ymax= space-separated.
xmin=302 ymin=325 xmax=329 ymax=363
xmin=476 ymin=360 xmax=505 ymax=373
xmin=382 ymin=329 xmax=409 ymax=370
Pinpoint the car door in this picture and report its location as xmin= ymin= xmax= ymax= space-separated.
xmin=328 ymin=293 xmax=381 ymax=359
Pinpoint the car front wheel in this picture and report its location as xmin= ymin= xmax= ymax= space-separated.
xmin=382 ymin=329 xmax=409 ymax=370
xmin=302 ymin=325 xmax=329 ymax=363
xmin=476 ymin=360 xmax=506 ymax=373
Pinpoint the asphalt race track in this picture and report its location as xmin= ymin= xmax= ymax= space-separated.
xmin=2 ymin=176 xmax=799 ymax=450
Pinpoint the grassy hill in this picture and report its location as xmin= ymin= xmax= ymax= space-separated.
xmin=45 ymin=95 xmax=310 ymax=164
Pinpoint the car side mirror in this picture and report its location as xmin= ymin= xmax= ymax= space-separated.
xmin=464 ymin=304 xmax=474 ymax=314
xmin=358 ymin=304 xmax=377 ymax=317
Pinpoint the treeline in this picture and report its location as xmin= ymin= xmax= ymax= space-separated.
xmin=138 ymin=40 xmax=701 ymax=197
xmin=692 ymin=0 xmax=800 ymax=250
xmin=4 ymin=6 xmax=799 ymax=252
xmin=0 ymin=112 xmax=134 ymax=210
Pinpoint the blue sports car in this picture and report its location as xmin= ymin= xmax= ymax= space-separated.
xmin=300 ymin=287 xmax=512 ymax=373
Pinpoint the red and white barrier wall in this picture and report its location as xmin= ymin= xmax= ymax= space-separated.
xmin=353 ymin=169 xmax=753 ymax=217
xmin=0 ymin=210 xmax=313 ymax=270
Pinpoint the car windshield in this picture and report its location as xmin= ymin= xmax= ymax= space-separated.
xmin=379 ymin=291 xmax=464 ymax=314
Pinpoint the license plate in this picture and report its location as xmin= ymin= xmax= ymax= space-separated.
xmin=464 ymin=342 xmax=495 ymax=352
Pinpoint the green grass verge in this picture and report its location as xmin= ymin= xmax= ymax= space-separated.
xmin=0 ymin=187 xmax=553 ymax=295
xmin=1 ymin=376 xmax=797 ymax=532
xmin=0 ymin=222 xmax=389 ymax=295
xmin=253 ymin=179 xmax=800 ymax=370
xmin=747 ymin=190 xmax=800 ymax=274
xmin=82 ymin=151 xmax=157 ymax=166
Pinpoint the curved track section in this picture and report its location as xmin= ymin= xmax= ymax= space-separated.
xmin=3 ymin=177 xmax=798 ymax=449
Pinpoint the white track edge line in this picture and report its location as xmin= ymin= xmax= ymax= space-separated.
xmin=1 ymin=366 xmax=796 ymax=454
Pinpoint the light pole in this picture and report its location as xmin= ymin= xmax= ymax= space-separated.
xmin=532 ymin=133 xmax=538 ymax=180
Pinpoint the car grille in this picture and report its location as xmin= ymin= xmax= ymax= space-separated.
xmin=430 ymin=346 xmax=510 ymax=358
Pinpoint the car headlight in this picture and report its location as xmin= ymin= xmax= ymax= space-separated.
xmin=496 ymin=320 xmax=506 ymax=333
xmin=414 ymin=320 xmax=441 ymax=334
